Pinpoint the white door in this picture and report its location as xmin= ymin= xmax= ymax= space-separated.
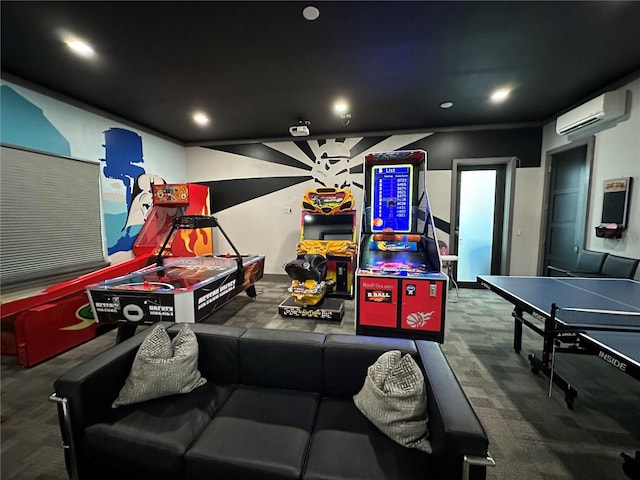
xmin=457 ymin=170 xmax=496 ymax=282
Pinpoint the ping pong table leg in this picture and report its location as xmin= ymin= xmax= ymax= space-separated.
xmin=529 ymin=352 xmax=578 ymax=408
xmin=528 ymin=307 xmax=579 ymax=409
xmin=512 ymin=307 xmax=523 ymax=353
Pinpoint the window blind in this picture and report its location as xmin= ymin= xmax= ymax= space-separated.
xmin=0 ymin=144 xmax=106 ymax=287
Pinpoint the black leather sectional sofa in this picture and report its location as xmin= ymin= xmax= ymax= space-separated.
xmin=51 ymin=323 xmax=493 ymax=480
xmin=548 ymin=250 xmax=639 ymax=279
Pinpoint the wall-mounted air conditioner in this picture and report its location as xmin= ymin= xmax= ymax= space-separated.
xmin=555 ymin=90 xmax=625 ymax=136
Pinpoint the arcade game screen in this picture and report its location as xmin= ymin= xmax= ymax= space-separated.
xmin=303 ymin=214 xmax=355 ymax=241
xmin=371 ymin=164 xmax=413 ymax=233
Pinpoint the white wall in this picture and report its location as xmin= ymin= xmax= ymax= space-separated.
xmin=535 ymin=78 xmax=640 ymax=273
xmin=588 ymin=80 xmax=640 ymax=258
xmin=507 ymin=167 xmax=547 ymax=275
xmin=425 ymin=170 xmax=451 ymax=247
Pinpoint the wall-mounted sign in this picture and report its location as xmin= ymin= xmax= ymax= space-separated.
xmin=596 ymin=176 xmax=633 ymax=239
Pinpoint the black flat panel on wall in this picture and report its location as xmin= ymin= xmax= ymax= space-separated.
xmin=403 ymin=127 xmax=542 ymax=170
xmin=199 ymin=176 xmax=312 ymax=212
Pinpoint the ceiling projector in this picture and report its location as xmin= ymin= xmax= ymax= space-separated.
xmin=289 ymin=125 xmax=310 ymax=137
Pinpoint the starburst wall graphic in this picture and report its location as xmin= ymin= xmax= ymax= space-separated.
xmin=199 ymin=133 xmax=434 ymax=213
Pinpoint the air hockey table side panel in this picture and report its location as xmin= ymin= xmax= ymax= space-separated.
xmin=87 ymin=255 xmax=265 ymax=325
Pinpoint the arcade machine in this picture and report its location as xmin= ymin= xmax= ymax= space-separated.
xmin=0 ymin=183 xmax=212 ymax=366
xmin=279 ymin=188 xmax=358 ymax=321
xmin=133 ymin=183 xmax=213 ymax=258
xmin=356 ymin=150 xmax=448 ymax=342
xmin=87 ymin=214 xmax=265 ymax=339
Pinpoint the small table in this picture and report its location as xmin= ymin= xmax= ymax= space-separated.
xmin=441 ymin=255 xmax=459 ymax=302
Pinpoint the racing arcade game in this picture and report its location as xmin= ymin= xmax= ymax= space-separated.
xmin=279 ymin=188 xmax=358 ymax=321
xmin=356 ymin=150 xmax=447 ymax=342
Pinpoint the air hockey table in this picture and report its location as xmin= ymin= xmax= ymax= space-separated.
xmin=87 ymin=254 xmax=264 ymax=328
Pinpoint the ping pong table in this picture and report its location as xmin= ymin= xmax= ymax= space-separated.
xmin=477 ymin=275 xmax=640 ymax=408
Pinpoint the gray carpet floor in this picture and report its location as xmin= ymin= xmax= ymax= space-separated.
xmin=2 ymin=277 xmax=639 ymax=480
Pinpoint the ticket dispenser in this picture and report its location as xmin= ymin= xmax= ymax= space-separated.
xmin=355 ymin=150 xmax=448 ymax=342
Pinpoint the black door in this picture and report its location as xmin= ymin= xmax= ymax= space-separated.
xmin=544 ymin=142 xmax=591 ymax=275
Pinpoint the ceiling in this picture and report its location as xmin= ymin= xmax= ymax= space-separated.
xmin=2 ymin=1 xmax=640 ymax=146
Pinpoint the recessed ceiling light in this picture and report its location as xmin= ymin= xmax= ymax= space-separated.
xmin=65 ymin=38 xmax=95 ymax=58
xmin=192 ymin=112 xmax=210 ymax=126
xmin=490 ymin=88 xmax=511 ymax=103
xmin=440 ymin=101 xmax=454 ymax=109
xmin=333 ymin=100 xmax=349 ymax=114
xmin=303 ymin=6 xmax=320 ymax=21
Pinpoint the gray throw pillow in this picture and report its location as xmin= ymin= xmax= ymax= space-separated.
xmin=112 ymin=323 xmax=207 ymax=408
xmin=353 ymin=350 xmax=431 ymax=453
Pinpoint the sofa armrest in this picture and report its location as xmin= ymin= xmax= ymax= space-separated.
xmin=547 ymin=265 xmax=572 ymax=277
xmin=416 ymin=340 xmax=491 ymax=480
xmin=52 ymin=324 xmax=172 ymax=454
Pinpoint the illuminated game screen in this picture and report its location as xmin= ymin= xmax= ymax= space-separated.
xmin=371 ymin=164 xmax=413 ymax=232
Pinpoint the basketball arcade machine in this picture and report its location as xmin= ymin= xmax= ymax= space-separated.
xmin=0 ymin=183 xmax=212 ymax=367
xmin=132 ymin=183 xmax=213 ymax=258
xmin=279 ymin=188 xmax=358 ymax=321
xmin=356 ymin=150 xmax=448 ymax=342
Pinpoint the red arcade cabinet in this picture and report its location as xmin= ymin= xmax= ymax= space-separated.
xmin=355 ymin=150 xmax=448 ymax=342
xmin=0 ymin=183 xmax=212 ymax=366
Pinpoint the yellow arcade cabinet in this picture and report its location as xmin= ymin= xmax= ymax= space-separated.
xmin=279 ymin=188 xmax=358 ymax=321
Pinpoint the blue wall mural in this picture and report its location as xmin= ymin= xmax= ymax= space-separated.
xmin=0 ymin=85 xmax=70 ymax=156
xmin=100 ymin=127 xmax=165 ymax=255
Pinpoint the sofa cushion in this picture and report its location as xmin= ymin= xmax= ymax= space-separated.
xmin=113 ymin=323 xmax=206 ymax=407
xmin=169 ymin=323 xmax=245 ymax=384
xmin=574 ymin=250 xmax=608 ymax=275
xmin=185 ymin=385 xmax=319 ymax=480
xmin=600 ymin=254 xmax=639 ymax=279
xmin=84 ymin=382 xmax=234 ymax=479
xmin=239 ymin=328 xmax=325 ymax=392
xmin=323 ymin=334 xmax=418 ymax=398
xmin=353 ymin=350 xmax=431 ymax=452
xmin=303 ymin=398 xmax=433 ymax=480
